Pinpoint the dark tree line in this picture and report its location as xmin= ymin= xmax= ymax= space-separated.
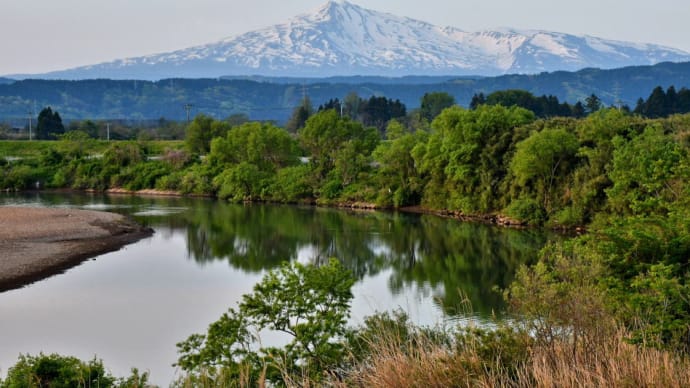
xmin=469 ymin=90 xmax=604 ymax=118
xmin=318 ymin=95 xmax=406 ymax=132
xmin=634 ymin=85 xmax=690 ymax=118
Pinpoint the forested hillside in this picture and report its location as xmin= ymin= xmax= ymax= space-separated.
xmin=1 ymin=62 xmax=689 ymax=124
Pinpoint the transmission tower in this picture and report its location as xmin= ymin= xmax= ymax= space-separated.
xmin=184 ymin=103 xmax=194 ymax=123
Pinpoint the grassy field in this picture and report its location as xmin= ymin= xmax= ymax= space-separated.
xmin=0 ymin=140 xmax=185 ymax=158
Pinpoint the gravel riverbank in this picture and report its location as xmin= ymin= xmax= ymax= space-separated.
xmin=0 ymin=207 xmax=152 ymax=291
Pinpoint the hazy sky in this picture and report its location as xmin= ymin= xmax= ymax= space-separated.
xmin=1 ymin=0 xmax=689 ymax=75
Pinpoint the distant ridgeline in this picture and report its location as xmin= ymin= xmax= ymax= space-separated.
xmin=1 ymin=61 xmax=690 ymax=123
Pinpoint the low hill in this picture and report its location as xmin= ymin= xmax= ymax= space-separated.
xmin=1 ymin=62 xmax=689 ymax=124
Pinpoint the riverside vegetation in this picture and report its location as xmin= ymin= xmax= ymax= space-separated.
xmin=1 ymin=88 xmax=689 ymax=386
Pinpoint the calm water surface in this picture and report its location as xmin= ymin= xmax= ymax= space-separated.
xmin=0 ymin=192 xmax=548 ymax=385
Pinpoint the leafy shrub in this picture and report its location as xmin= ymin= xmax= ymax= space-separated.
xmin=270 ymin=164 xmax=312 ymax=202
xmin=155 ymin=170 xmax=185 ymax=191
xmin=114 ymin=161 xmax=171 ymax=191
xmin=178 ymin=164 xmax=216 ymax=196
xmin=548 ymin=205 xmax=585 ymax=228
xmin=505 ymin=197 xmax=546 ymax=225
xmin=0 ymin=353 xmax=150 ymax=388
xmin=213 ymin=163 xmax=270 ymax=202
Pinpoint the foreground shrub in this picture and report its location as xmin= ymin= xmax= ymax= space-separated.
xmin=0 ymin=353 xmax=149 ymax=388
xmin=175 ymin=259 xmax=355 ymax=386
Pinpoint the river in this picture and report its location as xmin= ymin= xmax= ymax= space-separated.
xmin=0 ymin=192 xmax=548 ymax=385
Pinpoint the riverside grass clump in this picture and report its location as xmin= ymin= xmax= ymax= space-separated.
xmin=343 ymin=325 xmax=690 ymax=388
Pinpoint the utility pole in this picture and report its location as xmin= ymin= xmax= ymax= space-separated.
xmin=184 ymin=103 xmax=194 ymax=124
xmin=106 ymin=122 xmax=111 ymax=141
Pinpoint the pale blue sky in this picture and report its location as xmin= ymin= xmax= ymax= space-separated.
xmin=1 ymin=0 xmax=689 ymax=75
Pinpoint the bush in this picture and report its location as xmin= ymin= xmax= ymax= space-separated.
xmin=505 ymin=197 xmax=546 ymax=225
xmin=178 ymin=164 xmax=216 ymax=196
xmin=270 ymin=165 xmax=312 ymax=202
xmin=1 ymin=353 xmax=113 ymax=388
xmin=0 ymin=353 xmax=150 ymax=388
xmin=111 ymin=161 xmax=171 ymax=191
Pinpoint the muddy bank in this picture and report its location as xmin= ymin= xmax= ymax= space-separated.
xmin=0 ymin=207 xmax=153 ymax=292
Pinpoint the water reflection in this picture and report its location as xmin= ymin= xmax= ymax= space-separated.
xmin=1 ymin=192 xmax=549 ymax=317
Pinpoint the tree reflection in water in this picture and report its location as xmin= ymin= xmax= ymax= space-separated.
xmin=178 ymin=201 xmax=549 ymax=317
xmin=1 ymin=192 xmax=549 ymax=318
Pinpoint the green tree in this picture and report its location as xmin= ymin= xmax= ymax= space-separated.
xmin=509 ymin=128 xmax=579 ymax=214
xmin=36 ymin=107 xmax=65 ymax=140
xmin=413 ymin=105 xmax=534 ymax=212
xmin=584 ymin=94 xmax=602 ymax=114
xmin=373 ymin=121 xmax=427 ymax=207
xmin=213 ymin=162 xmax=268 ymax=202
xmin=606 ymin=125 xmax=687 ymax=215
xmin=209 ymin=122 xmax=298 ymax=172
xmin=176 ymin=259 xmax=355 ymax=385
xmin=506 ymin=243 xmax=615 ymax=363
xmin=298 ymin=110 xmax=379 ymax=189
xmin=285 ymin=96 xmax=313 ymax=133
xmin=185 ymin=114 xmax=231 ymax=155
xmin=419 ymin=92 xmax=456 ymax=122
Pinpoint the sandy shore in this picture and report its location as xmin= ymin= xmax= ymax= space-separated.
xmin=0 ymin=207 xmax=153 ymax=292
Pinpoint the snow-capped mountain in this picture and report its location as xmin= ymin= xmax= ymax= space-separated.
xmin=21 ymin=1 xmax=690 ymax=80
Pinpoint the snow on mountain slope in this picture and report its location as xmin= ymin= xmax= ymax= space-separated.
xmin=23 ymin=1 xmax=690 ymax=80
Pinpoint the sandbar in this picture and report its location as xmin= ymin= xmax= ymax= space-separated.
xmin=0 ymin=206 xmax=153 ymax=292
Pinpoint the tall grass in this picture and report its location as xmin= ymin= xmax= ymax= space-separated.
xmin=526 ymin=331 xmax=690 ymax=387
xmin=344 ymin=325 xmax=690 ymax=388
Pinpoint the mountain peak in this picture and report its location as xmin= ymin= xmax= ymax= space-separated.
xmin=15 ymin=2 xmax=690 ymax=80
xmin=310 ymin=0 xmax=353 ymax=20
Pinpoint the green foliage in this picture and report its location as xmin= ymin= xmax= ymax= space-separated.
xmin=176 ymin=259 xmax=355 ymax=385
xmin=185 ymin=114 xmax=231 ymax=155
xmin=1 ymin=353 xmax=115 ymax=388
xmin=626 ymin=263 xmax=690 ymax=349
xmin=634 ymin=85 xmax=690 ymax=118
xmin=36 ymin=106 xmax=65 ymax=140
xmin=209 ymin=122 xmax=298 ymax=172
xmin=115 ymin=160 xmax=171 ymax=191
xmin=607 ymin=125 xmax=688 ymax=216
xmin=207 ymin=121 xmax=299 ymax=202
xmin=56 ymin=131 xmax=94 ymax=159
xmin=419 ymin=92 xmax=456 ymax=122
xmin=345 ymin=310 xmax=414 ymax=362
xmin=213 ymin=162 xmax=269 ymax=202
xmin=285 ymin=96 xmax=313 ymax=133
xmin=373 ymin=125 xmax=427 ymax=207
xmin=102 ymin=142 xmax=144 ymax=168
xmin=506 ymin=243 xmax=616 ymax=360
xmin=455 ymin=326 xmax=533 ymax=379
xmin=478 ymin=89 xmax=576 ymax=118
xmin=505 ymin=197 xmax=546 ymax=226
xmin=270 ymin=164 xmax=313 ymax=202
xmin=0 ymin=354 xmax=149 ymax=388
xmin=584 ymin=93 xmax=602 ymax=113
xmin=509 ymin=127 xmax=579 ymax=214
xmin=178 ymin=163 xmax=216 ymax=195
xmin=298 ymin=109 xmax=379 ymax=192
xmin=414 ymin=104 xmax=535 ymax=212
